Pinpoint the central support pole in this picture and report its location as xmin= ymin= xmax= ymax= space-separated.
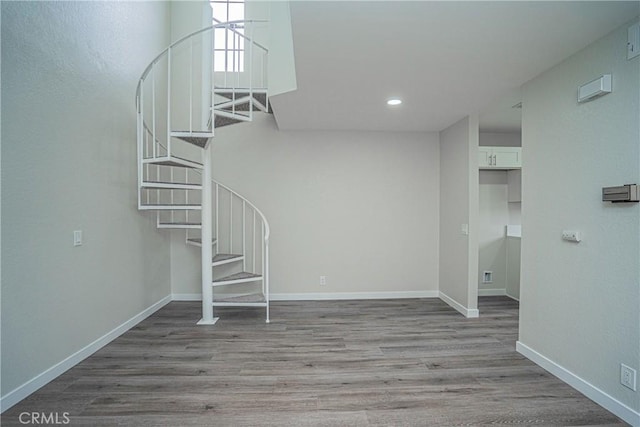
xmin=198 ymin=143 xmax=218 ymax=325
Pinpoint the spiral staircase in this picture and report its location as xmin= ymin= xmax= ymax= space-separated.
xmin=135 ymin=21 xmax=271 ymax=324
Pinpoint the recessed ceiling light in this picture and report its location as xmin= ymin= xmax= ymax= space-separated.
xmin=387 ymin=98 xmax=402 ymax=106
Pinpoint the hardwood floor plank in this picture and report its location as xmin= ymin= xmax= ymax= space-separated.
xmin=1 ymin=297 xmax=628 ymax=426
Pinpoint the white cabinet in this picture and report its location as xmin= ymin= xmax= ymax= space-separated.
xmin=479 ymin=146 xmax=521 ymax=170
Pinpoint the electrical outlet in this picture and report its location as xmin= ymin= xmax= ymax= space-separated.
xmin=319 ymin=276 xmax=326 ymax=286
xmin=621 ymin=364 xmax=637 ymax=391
xmin=482 ymin=271 xmax=493 ymax=284
xmin=561 ymin=230 xmax=582 ymax=242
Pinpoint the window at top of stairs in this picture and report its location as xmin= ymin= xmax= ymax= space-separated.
xmin=211 ymin=0 xmax=245 ymax=72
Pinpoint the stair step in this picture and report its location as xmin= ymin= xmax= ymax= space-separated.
xmin=140 ymin=204 xmax=201 ymax=211
xmin=215 ymin=96 xmax=252 ymax=111
xmin=143 ymin=155 xmax=203 ymax=169
xmin=212 ymin=292 xmax=267 ymax=307
xmin=157 ymin=222 xmax=201 ymax=229
xmin=215 ymin=115 xmax=245 ymax=128
xmin=212 ymin=253 xmax=244 ymax=267
xmin=220 ymin=101 xmax=252 ymax=112
xmin=186 ymin=238 xmax=217 ymax=247
xmin=212 ymin=272 xmax=262 ymax=287
xmin=170 ymin=131 xmax=214 ymax=148
xmin=141 ymin=181 xmax=202 ymax=190
xmin=215 ymin=89 xmax=267 ymax=107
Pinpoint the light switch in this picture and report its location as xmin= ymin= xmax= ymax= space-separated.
xmin=461 ymin=224 xmax=469 ymax=235
xmin=628 ymin=22 xmax=640 ymax=60
xmin=73 ymin=230 xmax=83 ymax=246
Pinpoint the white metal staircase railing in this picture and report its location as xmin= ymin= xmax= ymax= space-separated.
xmin=135 ymin=20 xmax=271 ymax=324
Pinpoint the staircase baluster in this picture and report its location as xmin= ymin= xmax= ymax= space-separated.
xmin=145 ymin=164 xmax=150 ymax=205
xmin=249 ymin=21 xmax=253 ymax=120
xmin=189 ymin=37 xmax=193 ymax=134
xmin=170 ymin=168 xmax=174 ymax=223
xmin=185 ymin=168 xmax=189 ymax=224
xmin=215 ymin=183 xmax=219 ymax=253
xmin=263 ymin=219 xmax=269 ymax=323
xmin=152 ymin=67 xmax=156 ymax=159
xmin=229 ymin=191 xmax=233 ymax=253
xmin=166 ymin=47 xmax=172 ymax=159
xmin=252 ymin=210 xmax=256 ymax=273
xmin=211 ymin=28 xmax=214 ymax=133
xmin=224 ymin=24 xmax=228 ymax=88
xmin=242 ymin=201 xmax=246 ymax=271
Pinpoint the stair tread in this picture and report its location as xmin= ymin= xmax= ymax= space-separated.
xmin=213 ymin=253 xmax=243 ymax=262
xmin=142 ymin=203 xmax=200 ymax=207
xmin=159 ymin=222 xmax=201 ymax=226
xmin=213 ymin=272 xmax=262 ymax=283
xmin=225 ymin=93 xmax=265 ymax=107
xmin=144 ymin=155 xmax=203 ymax=169
xmin=187 ymin=238 xmax=216 ymax=244
xmin=171 ymin=132 xmax=213 ymax=148
xmin=213 ymin=292 xmax=266 ymax=303
xmin=171 ymin=131 xmax=214 ymax=136
xmin=142 ymin=180 xmax=202 ymax=188
xmin=220 ymin=101 xmax=252 ymax=112
xmin=215 ymin=115 xmax=245 ymax=128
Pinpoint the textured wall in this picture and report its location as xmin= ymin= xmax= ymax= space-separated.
xmin=170 ymin=114 xmax=441 ymax=297
xmin=1 ymin=1 xmax=171 ymax=399
xmin=439 ymin=115 xmax=479 ymax=314
xmin=519 ymin=19 xmax=640 ymax=413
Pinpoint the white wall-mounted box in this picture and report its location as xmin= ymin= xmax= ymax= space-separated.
xmin=602 ymin=184 xmax=639 ymax=203
xmin=578 ymin=74 xmax=612 ymax=103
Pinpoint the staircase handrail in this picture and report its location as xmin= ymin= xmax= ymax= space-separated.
xmin=212 ymin=179 xmax=270 ymax=242
xmin=136 ymin=19 xmax=268 ymax=105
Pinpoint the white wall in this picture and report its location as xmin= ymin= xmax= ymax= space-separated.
xmin=479 ymin=132 xmax=521 ymax=147
xmin=505 ymin=237 xmax=520 ymax=300
xmin=439 ymin=115 xmax=479 ymax=316
xmin=246 ymin=1 xmax=297 ymax=98
xmin=170 ymin=114 xmax=440 ymax=298
xmin=519 ymin=18 xmax=640 ymax=421
xmin=1 ymin=0 xmax=172 ymax=406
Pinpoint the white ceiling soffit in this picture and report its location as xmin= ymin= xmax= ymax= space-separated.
xmin=270 ymin=1 xmax=639 ymax=133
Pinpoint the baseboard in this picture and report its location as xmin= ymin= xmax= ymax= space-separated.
xmin=171 ymin=293 xmax=202 ymax=301
xmin=438 ymin=291 xmax=479 ymax=318
xmin=516 ymin=341 xmax=640 ymax=427
xmin=270 ymin=291 xmax=439 ymax=301
xmin=478 ymin=288 xmax=506 ymax=296
xmin=175 ymin=291 xmax=440 ymax=301
xmin=0 ymin=295 xmax=173 ymax=413
xmin=505 ymin=292 xmax=520 ymax=302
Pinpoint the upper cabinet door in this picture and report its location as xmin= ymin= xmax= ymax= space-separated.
xmin=493 ymin=147 xmax=521 ymax=168
xmin=479 ymin=146 xmax=521 ymax=170
xmin=478 ymin=147 xmax=492 ymax=168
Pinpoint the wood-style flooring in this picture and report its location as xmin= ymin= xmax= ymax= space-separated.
xmin=2 ymin=297 xmax=627 ymax=426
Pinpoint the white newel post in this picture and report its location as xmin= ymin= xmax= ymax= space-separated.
xmin=198 ymin=143 xmax=218 ymax=325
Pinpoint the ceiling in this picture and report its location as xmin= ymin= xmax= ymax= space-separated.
xmin=270 ymin=1 xmax=639 ymax=133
